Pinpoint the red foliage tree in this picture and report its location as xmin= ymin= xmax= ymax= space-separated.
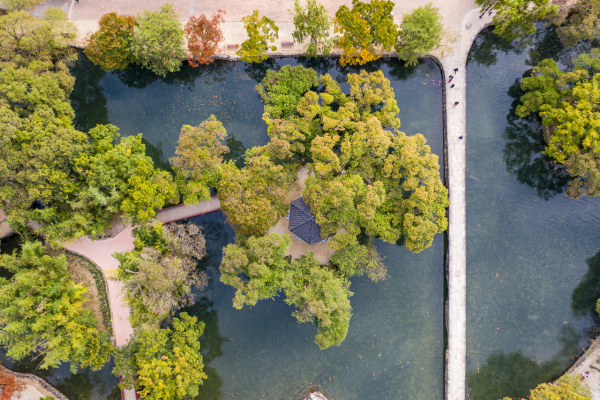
xmin=0 ymin=364 xmax=25 ymax=400
xmin=185 ymin=10 xmax=226 ymax=66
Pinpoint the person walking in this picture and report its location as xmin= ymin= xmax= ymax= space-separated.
xmin=454 ymin=101 xmax=459 ymax=106
xmin=451 ymin=84 xmax=455 ymax=88
xmin=454 ymin=68 xmax=458 ymax=73
xmin=459 ymin=136 xmax=463 ymax=140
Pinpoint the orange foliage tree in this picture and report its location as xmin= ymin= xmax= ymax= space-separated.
xmin=184 ymin=10 xmax=226 ymax=66
xmin=0 ymin=364 xmax=25 ymax=400
xmin=85 ymin=12 xmax=136 ymax=71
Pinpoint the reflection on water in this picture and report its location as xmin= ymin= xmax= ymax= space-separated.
xmin=502 ymin=77 xmax=570 ymax=200
xmin=467 ymin=25 xmax=600 ymax=398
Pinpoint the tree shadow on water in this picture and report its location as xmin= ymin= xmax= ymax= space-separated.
xmin=69 ymin=52 xmax=108 ymax=132
xmin=571 ymin=249 xmax=600 ymax=326
xmin=114 ymin=60 xmax=234 ymax=90
xmin=243 ymin=58 xmax=280 ymax=85
xmin=180 ymin=297 xmax=227 ymax=400
xmin=468 ymin=325 xmax=583 ymax=399
xmin=502 ymin=78 xmax=571 ymax=200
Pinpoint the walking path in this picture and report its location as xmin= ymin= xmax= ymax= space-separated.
xmin=156 ymin=196 xmax=221 ymax=223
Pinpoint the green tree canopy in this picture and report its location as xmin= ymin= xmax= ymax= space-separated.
xmin=217 ymin=152 xmax=297 ymax=237
xmin=261 ymin=67 xmax=448 ymax=252
xmin=517 ymin=50 xmax=600 ymax=199
xmin=396 ymin=3 xmax=448 ymax=66
xmin=236 ymin=10 xmax=279 ymax=63
xmin=130 ymin=3 xmax=186 ymax=77
xmin=114 ymin=312 xmax=207 ymax=400
xmin=501 ymin=373 xmax=591 ymax=399
xmin=475 ymin=0 xmax=558 ymax=40
xmin=0 ymin=8 xmax=77 ymax=69
xmin=75 ymin=124 xmax=179 ymax=226
xmin=171 ymin=116 xmax=229 ymax=205
xmin=113 ymin=223 xmax=208 ymax=328
xmin=289 ymin=0 xmax=334 ymax=58
xmin=85 ymin=12 xmax=136 ymax=71
xmin=219 ymin=234 xmax=353 ymax=349
xmin=0 ymin=241 xmax=115 ymax=372
xmin=334 ymin=0 xmax=397 ymax=66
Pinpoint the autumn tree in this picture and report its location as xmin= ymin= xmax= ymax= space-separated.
xmin=85 ymin=13 xmax=136 ymax=71
xmin=185 ymin=10 xmax=225 ymax=66
xmin=289 ymin=0 xmax=335 ymax=58
xmin=236 ymin=10 xmax=279 ymax=63
xmin=334 ymin=0 xmax=397 ymax=66
xmin=219 ymin=234 xmax=353 ymax=348
xmin=475 ymin=0 xmax=558 ymax=40
xmin=554 ymin=0 xmax=600 ymax=46
xmin=113 ymin=223 xmax=208 ymax=327
xmin=217 ymin=152 xmax=297 ymax=237
xmin=0 ymin=241 xmax=115 ymax=372
xmin=0 ymin=363 xmax=25 ymax=400
xmin=130 ymin=3 xmax=186 ymax=77
xmin=114 ymin=313 xmax=207 ymax=400
xmin=396 ymin=3 xmax=449 ymax=66
xmin=171 ymin=116 xmax=229 ymax=204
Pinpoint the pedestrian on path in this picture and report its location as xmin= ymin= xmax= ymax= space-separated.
xmin=459 ymin=136 xmax=463 ymax=140
xmin=454 ymin=68 xmax=458 ymax=73
xmin=451 ymin=84 xmax=455 ymax=88
xmin=454 ymin=101 xmax=459 ymax=106
xmin=449 ymin=77 xmax=453 ymax=83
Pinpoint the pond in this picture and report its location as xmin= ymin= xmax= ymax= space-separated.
xmin=2 ymin=55 xmax=446 ymax=400
xmin=466 ymin=26 xmax=600 ymax=399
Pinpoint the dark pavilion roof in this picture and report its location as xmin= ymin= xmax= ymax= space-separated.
xmin=288 ymin=197 xmax=323 ymax=245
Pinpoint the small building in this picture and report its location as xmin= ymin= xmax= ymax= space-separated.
xmin=288 ymin=197 xmax=324 ymax=245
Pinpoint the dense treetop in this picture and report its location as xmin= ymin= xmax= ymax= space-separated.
xmin=517 ymin=50 xmax=600 ymax=199
xmin=0 ymin=241 xmax=115 ymax=372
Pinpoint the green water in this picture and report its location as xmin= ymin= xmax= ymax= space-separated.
xmin=0 ymin=56 xmax=446 ymax=400
xmin=466 ymin=26 xmax=600 ymax=399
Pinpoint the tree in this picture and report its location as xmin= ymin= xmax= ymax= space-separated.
xmin=0 ymin=241 xmax=115 ymax=372
xmin=85 ymin=13 xmax=136 ymax=71
xmin=184 ymin=10 xmax=225 ymax=66
xmin=2 ymin=0 xmax=45 ymax=11
xmin=130 ymin=3 xmax=186 ymax=77
xmin=236 ymin=10 xmax=279 ymax=63
xmin=396 ymin=3 xmax=448 ymax=66
xmin=517 ymin=50 xmax=600 ymax=199
xmin=334 ymin=0 xmax=397 ymax=66
xmin=114 ymin=313 xmax=207 ymax=400
xmin=260 ymin=68 xmax=448 ymax=252
xmin=219 ymin=234 xmax=353 ymax=349
xmin=217 ymin=153 xmax=297 ymax=237
xmin=475 ymin=0 xmax=558 ymax=40
xmin=501 ymin=373 xmax=591 ymax=399
xmin=113 ymin=223 xmax=208 ymax=327
xmin=289 ymin=0 xmax=334 ymax=58
xmin=0 ymin=363 xmax=25 ymax=400
xmin=171 ymin=116 xmax=229 ymax=205
xmin=555 ymin=0 xmax=600 ymax=47
xmin=0 ymin=8 xmax=77 ymax=69
xmin=74 ymin=124 xmax=179 ymax=226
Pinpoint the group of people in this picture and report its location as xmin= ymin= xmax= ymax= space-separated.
xmin=449 ymin=68 xmax=464 ymax=140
